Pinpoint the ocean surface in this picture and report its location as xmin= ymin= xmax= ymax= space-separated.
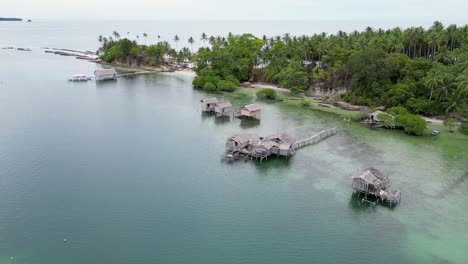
xmin=0 ymin=20 xmax=468 ymax=264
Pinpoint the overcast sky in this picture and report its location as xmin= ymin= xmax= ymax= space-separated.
xmin=2 ymin=0 xmax=468 ymax=22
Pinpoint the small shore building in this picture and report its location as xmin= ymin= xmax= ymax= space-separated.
xmin=200 ymin=97 xmax=219 ymax=112
xmin=94 ymin=68 xmax=117 ymax=81
xmin=214 ymin=101 xmax=232 ymax=117
xmin=239 ymin=104 xmax=262 ymax=119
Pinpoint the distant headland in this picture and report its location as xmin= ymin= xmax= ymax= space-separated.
xmin=0 ymin=17 xmax=23 ymax=21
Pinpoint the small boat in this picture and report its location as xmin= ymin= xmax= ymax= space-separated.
xmin=68 ymin=74 xmax=91 ymax=81
xmin=432 ymin=129 xmax=440 ymax=136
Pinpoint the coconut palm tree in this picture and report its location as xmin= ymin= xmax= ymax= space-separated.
xmin=456 ymin=71 xmax=468 ymax=99
xmin=174 ymin=35 xmax=180 ymax=51
xmin=201 ymin=32 xmax=207 ymax=47
xmin=188 ymin=36 xmax=194 ymax=53
xmin=143 ymin=33 xmax=148 ymax=45
xmin=423 ymin=69 xmax=443 ymax=101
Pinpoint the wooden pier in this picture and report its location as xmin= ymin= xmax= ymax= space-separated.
xmin=292 ymin=127 xmax=337 ymax=150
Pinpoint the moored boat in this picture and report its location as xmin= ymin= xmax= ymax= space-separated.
xmin=68 ymin=74 xmax=91 ymax=81
xmin=432 ymin=129 xmax=440 ymax=136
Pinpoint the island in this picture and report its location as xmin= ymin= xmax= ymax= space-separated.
xmin=88 ymin=21 xmax=468 ymax=136
xmin=0 ymin=17 xmax=23 ymax=21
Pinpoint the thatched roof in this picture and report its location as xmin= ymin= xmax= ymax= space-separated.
xmin=228 ymin=133 xmax=253 ymax=144
xmin=216 ymin=101 xmax=232 ymax=109
xmin=258 ymin=140 xmax=277 ymax=150
xmin=352 ymin=168 xmax=388 ymax=186
xmin=242 ymin=103 xmax=262 ymax=112
xmin=94 ymin=68 xmax=117 ymax=76
xmin=201 ymin=97 xmax=218 ymax=104
xmin=265 ymin=133 xmax=293 ymax=144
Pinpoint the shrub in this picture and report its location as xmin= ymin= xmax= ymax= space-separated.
xmin=192 ymin=75 xmax=220 ymax=89
xmin=388 ymin=106 xmax=408 ymax=116
xmin=225 ymin=75 xmax=240 ymax=87
xmin=377 ymin=113 xmax=395 ymax=127
xmin=203 ymin=82 xmax=217 ymax=91
xmin=217 ymin=80 xmax=237 ymax=92
xmin=443 ymin=117 xmax=457 ymax=132
xmin=395 ymin=114 xmax=427 ymax=135
xmin=256 ymin=88 xmax=277 ymax=100
xmin=459 ymin=120 xmax=468 ymax=135
xmin=300 ymin=98 xmax=311 ymax=107
xmin=192 ymin=76 xmax=207 ymax=88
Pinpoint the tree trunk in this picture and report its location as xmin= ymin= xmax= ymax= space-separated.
xmin=429 ymin=84 xmax=434 ymax=101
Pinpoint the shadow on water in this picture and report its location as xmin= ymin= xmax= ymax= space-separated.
xmin=239 ymin=118 xmax=261 ymax=129
xmin=348 ymin=193 xmax=397 ymax=213
xmin=201 ymin=112 xmax=216 ymax=120
xmin=214 ymin=115 xmax=231 ymax=125
xmin=95 ymin=79 xmax=118 ymax=88
xmin=433 ymin=172 xmax=468 ymax=199
xmin=253 ymin=157 xmax=292 ymax=174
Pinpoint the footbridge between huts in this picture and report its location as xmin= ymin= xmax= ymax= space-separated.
xmin=291 ymin=127 xmax=337 ymax=150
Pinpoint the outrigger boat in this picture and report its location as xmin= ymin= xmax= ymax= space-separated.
xmin=68 ymin=74 xmax=92 ymax=81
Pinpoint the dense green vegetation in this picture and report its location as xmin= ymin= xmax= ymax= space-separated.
xmin=191 ymin=33 xmax=263 ymax=91
xmin=460 ymin=120 xmax=468 ymax=134
xmin=256 ymin=89 xmax=277 ymax=100
xmin=97 ymin=33 xmax=191 ymax=67
xmin=191 ymin=22 xmax=468 ymax=117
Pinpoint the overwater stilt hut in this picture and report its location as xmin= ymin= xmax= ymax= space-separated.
xmin=214 ymin=101 xmax=232 ymax=117
xmin=261 ymin=133 xmax=295 ymax=156
xmin=200 ymin=97 xmax=219 ymax=112
xmin=224 ymin=128 xmax=337 ymax=162
xmin=226 ymin=133 xmax=255 ymax=152
xmin=352 ymin=168 xmax=401 ymax=205
xmin=94 ymin=68 xmax=117 ymax=81
xmin=238 ymin=104 xmax=262 ymax=119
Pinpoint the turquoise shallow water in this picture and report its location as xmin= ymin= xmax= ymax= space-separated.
xmin=1 ymin=21 xmax=468 ymax=264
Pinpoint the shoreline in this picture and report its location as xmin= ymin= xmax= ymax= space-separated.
xmin=42 ymin=47 xmax=450 ymax=127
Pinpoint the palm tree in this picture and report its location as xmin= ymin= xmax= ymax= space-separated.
xmin=456 ymin=71 xmax=468 ymax=99
xmin=98 ymin=35 xmax=103 ymax=44
xmin=188 ymin=36 xmax=194 ymax=53
xmin=143 ymin=33 xmax=148 ymax=45
xmin=127 ymin=32 xmax=130 ymax=38
xmin=444 ymin=89 xmax=463 ymax=113
xmin=157 ymin=35 xmax=161 ymax=42
xmin=136 ymin=35 xmax=140 ymax=44
xmin=174 ymin=35 xmax=180 ymax=51
xmin=423 ymin=69 xmax=443 ymax=101
xmin=201 ymin=32 xmax=207 ymax=47
xmin=112 ymin=31 xmax=120 ymax=40
xmin=434 ymin=75 xmax=453 ymax=102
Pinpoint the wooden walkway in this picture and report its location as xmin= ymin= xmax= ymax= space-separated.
xmin=292 ymin=127 xmax=337 ymax=150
